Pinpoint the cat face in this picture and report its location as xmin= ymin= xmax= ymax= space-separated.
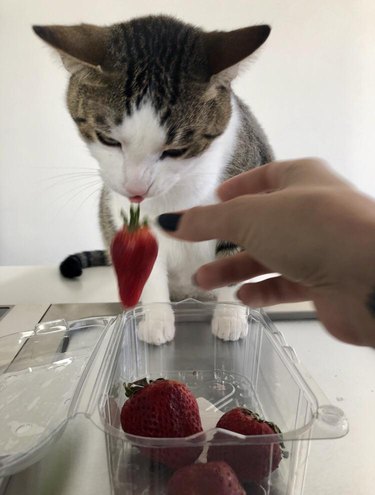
xmin=67 ymin=64 xmax=231 ymax=201
xmin=33 ymin=16 xmax=271 ymax=201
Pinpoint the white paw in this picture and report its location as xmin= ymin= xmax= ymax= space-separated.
xmin=212 ymin=304 xmax=248 ymax=341
xmin=137 ymin=305 xmax=175 ymax=345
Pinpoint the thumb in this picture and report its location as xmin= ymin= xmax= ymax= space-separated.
xmin=157 ymin=199 xmax=251 ymax=246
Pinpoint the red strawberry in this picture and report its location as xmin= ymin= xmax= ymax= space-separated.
xmin=110 ymin=205 xmax=158 ymax=308
xmin=167 ymin=461 xmax=246 ymax=495
xmin=120 ymin=378 xmax=204 ymax=469
xmin=207 ymin=407 xmax=286 ymax=483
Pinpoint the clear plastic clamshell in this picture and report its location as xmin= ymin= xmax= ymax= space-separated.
xmin=0 ymin=300 xmax=349 ymax=494
xmin=0 ymin=316 xmax=114 ymax=476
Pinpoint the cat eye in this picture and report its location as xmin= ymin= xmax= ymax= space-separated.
xmin=96 ymin=131 xmax=121 ymax=148
xmin=204 ymin=132 xmax=223 ymax=140
xmin=160 ymin=148 xmax=188 ymax=160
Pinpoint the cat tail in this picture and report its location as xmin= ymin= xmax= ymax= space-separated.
xmin=59 ymin=250 xmax=111 ymax=278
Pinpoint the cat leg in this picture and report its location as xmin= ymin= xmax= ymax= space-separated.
xmin=212 ymin=285 xmax=249 ymax=341
xmin=211 ymin=242 xmax=249 ymax=341
xmin=137 ymin=258 xmax=175 ymax=345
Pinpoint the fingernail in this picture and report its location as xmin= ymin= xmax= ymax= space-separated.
xmin=157 ymin=213 xmax=182 ymax=232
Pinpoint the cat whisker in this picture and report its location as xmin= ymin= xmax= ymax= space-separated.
xmin=35 ymin=166 xmax=100 ymax=171
xmin=75 ymin=186 xmax=103 ymax=211
xmin=40 ymin=171 xmax=100 ymax=182
xmin=39 ymin=179 xmax=99 ymax=191
xmin=39 ymin=177 xmax=100 ymax=190
xmin=53 ymin=179 xmax=101 ymax=199
xmin=53 ymin=182 xmax=102 ymax=218
xmin=38 ymin=177 xmax=101 ymax=196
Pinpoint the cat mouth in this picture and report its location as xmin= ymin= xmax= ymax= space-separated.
xmin=127 ymin=183 xmax=154 ymax=203
xmin=129 ymin=195 xmax=145 ymax=203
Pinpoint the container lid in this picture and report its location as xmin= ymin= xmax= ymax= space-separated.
xmin=0 ymin=316 xmax=114 ymax=477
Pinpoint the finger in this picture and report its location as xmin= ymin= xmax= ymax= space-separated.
xmin=218 ymin=158 xmax=339 ymax=201
xmin=218 ymin=162 xmax=285 ymax=201
xmin=237 ymin=276 xmax=310 ymax=307
xmin=157 ymin=199 xmax=251 ymax=246
xmin=194 ymin=251 xmax=272 ymax=290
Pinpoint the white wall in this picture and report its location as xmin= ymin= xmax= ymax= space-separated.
xmin=1 ymin=0 xmax=374 ymax=265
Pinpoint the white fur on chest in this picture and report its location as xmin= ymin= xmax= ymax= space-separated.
xmin=160 ymin=234 xmax=216 ymax=300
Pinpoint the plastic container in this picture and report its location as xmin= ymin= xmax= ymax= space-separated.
xmin=0 ymin=300 xmax=349 ymax=494
xmin=0 ymin=316 xmax=113 ymax=477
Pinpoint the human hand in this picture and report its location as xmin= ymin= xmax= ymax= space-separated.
xmin=158 ymin=158 xmax=375 ymax=347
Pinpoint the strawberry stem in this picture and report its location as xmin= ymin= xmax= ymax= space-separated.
xmin=128 ymin=204 xmax=141 ymax=232
xmin=120 ymin=205 xmax=150 ymax=231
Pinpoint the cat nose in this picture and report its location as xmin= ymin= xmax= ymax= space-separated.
xmin=126 ymin=186 xmax=148 ymax=197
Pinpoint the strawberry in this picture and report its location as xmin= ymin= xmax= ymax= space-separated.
xmin=207 ymin=407 xmax=287 ymax=483
xmin=110 ymin=205 xmax=158 ymax=308
xmin=167 ymin=461 xmax=246 ymax=495
xmin=120 ymin=378 xmax=204 ymax=469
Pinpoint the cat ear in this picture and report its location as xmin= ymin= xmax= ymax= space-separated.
xmin=203 ymin=25 xmax=271 ymax=85
xmin=32 ymin=24 xmax=110 ymax=73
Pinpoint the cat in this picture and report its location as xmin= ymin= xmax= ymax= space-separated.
xmin=33 ymin=15 xmax=273 ymax=345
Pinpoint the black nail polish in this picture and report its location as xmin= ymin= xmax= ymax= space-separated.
xmin=157 ymin=213 xmax=182 ymax=232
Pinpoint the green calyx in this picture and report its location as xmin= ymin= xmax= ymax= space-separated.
xmin=120 ymin=205 xmax=148 ymax=232
xmin=124 ymin=377 xmax=165 ymax=398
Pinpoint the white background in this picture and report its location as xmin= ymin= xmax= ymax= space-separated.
xmin=1 ymin=0 xmax=374 ymax=265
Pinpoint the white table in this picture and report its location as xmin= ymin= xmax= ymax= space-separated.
xmin=0 ymin=266 xmax=374 ymax=494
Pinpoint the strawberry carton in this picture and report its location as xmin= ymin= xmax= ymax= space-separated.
xmin=0 ymin=301 xmax=349 ymax=494
xmin=98 ymin=300 xmax=349 ymax=494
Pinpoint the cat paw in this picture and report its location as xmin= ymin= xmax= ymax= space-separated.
xmin=212 ymin=304 xmax=248 ymax=341
xmin=137 ymin=305 xmax=175 ymax=345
